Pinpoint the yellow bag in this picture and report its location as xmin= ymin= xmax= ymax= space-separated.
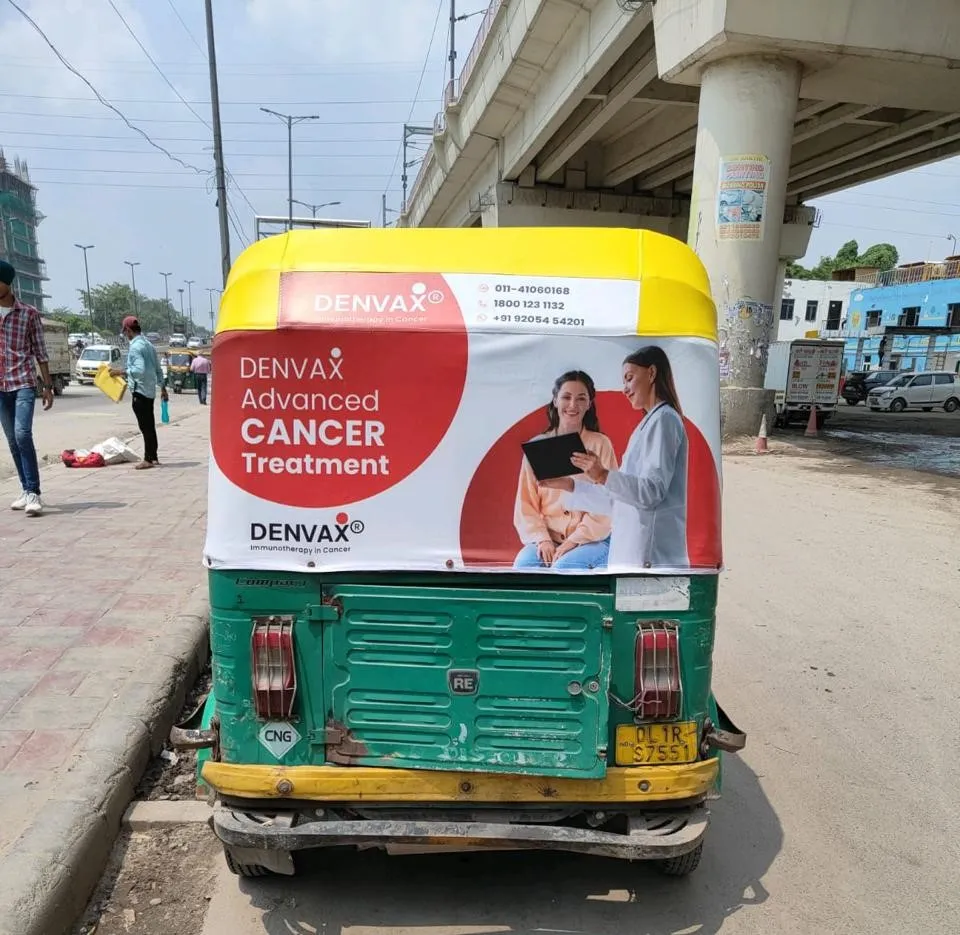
xmin=94 ymin=363 xmax=127 ymax=403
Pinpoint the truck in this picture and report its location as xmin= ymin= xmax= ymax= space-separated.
xmin=39 ymin=318 xmax=72 ymax=396
xmin=764 ymin=339 xmax=845 ymax=428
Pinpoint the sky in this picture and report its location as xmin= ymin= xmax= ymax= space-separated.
xmin=3 ymin=0 xmax=960 ymax=319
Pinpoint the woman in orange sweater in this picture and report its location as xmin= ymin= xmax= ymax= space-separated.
xmin=513 ymin=370 xmax=617 ymax=571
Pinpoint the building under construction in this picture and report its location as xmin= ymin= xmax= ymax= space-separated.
xmin=0 ymin=150 xmax=46 ymax=311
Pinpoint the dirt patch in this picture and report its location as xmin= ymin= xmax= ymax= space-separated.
xmin=72 ymin=825 xmax=220 ymax=935
xmin=135 ymin=664 xmax=211 ymax=801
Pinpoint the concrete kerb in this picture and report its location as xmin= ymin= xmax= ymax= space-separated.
xmin=0 ymin=586 xmax=210 ymax=935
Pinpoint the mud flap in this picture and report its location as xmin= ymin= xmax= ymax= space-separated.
xmin=707 ymin=702 xmax=747 ymax=753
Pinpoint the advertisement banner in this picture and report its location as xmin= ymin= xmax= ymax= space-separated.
xmin=717 ymin=154 xmax=769 ymax=241
xmin=206 ymin=271 xmax=722 ymax=575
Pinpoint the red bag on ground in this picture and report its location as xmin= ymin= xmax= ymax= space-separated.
xmin=61 ymin=449 xmax=106 ymax=468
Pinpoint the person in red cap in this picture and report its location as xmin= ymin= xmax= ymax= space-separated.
xmin=111 ymin=315 xmax=167 ymax=469
xmin=1 ymin=259 xmax=53 ymax=516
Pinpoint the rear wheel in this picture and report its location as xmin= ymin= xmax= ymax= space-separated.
xmin=890 ymin=398 xmax=907 ymax=413
xmin=846 ymin=398 xmax=860 ymax=406
xmin=223 ymin=847 xmax=271 ymax=878
xmin=945 ymin=398 xmax=959 ymax=413
xmin=657 ymin=841 xmax=704 ymax=877
xmin=53 ymin=377 xmax=65 ymax=397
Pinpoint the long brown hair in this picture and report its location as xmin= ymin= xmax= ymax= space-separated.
xmin=545 ymin=370 xmax=601 ymax=433
xmin=623 ymin=346 xmax=682 ymax=415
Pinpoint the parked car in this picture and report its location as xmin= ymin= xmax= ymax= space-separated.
xmin=75 ymin=345 xmax=123 ymax=384
xmin=867 ymin=371 xmax=960 ymax=412
xmin=146 ymin=331 xmax=162 ymax=344
xmin=842 ymin=370 xmax=902 ymax=405
xmin=187 ymin=336 xmax=203 ymax=349
xmin=170 ymin=333 xmax=187 ymax=347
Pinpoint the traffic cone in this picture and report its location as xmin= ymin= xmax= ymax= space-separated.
xmin=804 ymin=406 xmax=819 ymax=437
xmin=755 ymin=414 xmax=769 ymax=454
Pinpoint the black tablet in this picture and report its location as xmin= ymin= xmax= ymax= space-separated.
xmin=521 ymin=433 xmax=587 ymax=481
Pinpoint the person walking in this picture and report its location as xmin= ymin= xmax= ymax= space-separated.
xmin=0 ymin=260 xmax=53 ymax=517
xmin=111 ymin=316 xmax=167 ymax=469
xmin=190 ymin=350 xmax=211 ymax=405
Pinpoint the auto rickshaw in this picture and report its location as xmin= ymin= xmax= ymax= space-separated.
xmin=167 ymin=349 xmax=196 ymax=394
xmin=177 ymin=227 xmax=745 ymax=879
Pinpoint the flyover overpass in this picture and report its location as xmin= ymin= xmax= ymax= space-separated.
xmin=402 ymin=0 xmax=960 ymax=434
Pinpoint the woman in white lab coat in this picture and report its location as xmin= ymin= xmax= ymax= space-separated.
xmin=541 ymin=346 xmax=688 ymax=569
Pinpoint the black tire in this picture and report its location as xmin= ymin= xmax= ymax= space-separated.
xmin=223 ymin=848 xmax=271 ymax=878
xmin=922 ymin=407 xmax=933 ymax=412
xmin=890 ymin=398 xmax=907 ymax=413
xmin=657 ymin=841 xmax=704 ymax=877
xmin=845 ymin=398 xmax=859 ymax=406
xmin=53 ymin=378 xmax=65 ymax=397
xmin=816 ymin=411 xmax=827 ymax=430
xmin=945 ymin=398 xmax=959 ymax=413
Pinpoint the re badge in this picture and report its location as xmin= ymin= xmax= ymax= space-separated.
xmin=258 ymin=722 xmax=301 ymax=759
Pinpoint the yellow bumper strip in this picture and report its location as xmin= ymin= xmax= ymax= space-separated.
xmin=201 ymin=759 xmax=718 ymax=803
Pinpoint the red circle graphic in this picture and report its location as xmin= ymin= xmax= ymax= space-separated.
xmin=211 ymin=274 xmax=468 ymax=507
xmin=459 ymin=391 xmax=721 ymax=569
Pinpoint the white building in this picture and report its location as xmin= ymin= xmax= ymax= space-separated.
xmin=776 ymin=279 xmax=862 ymax=342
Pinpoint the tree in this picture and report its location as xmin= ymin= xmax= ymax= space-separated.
xmin=78 ymin=282 xmax=201 ymax=336
xmin=787 ymin=240 xmax=899 ymax=280
xmin=47 ymin=306 xmax=91 ymax=332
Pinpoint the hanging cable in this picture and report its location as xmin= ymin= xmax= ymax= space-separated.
xmin=164 ymin=0 xmax=207 ymax=59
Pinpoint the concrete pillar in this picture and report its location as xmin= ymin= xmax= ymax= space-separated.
xmin=687 ymin=56 xmax=802 ymax=437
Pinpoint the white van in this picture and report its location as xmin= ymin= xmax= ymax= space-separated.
xmin=75 ymin=345 xmax=123 ymax=384
xmin=867 ymin=371 xmax=960 ymax=413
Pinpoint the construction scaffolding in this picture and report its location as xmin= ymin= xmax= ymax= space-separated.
xmin=0 ymin=150 xmax=47 ymax=312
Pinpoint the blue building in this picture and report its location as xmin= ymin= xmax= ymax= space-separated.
xmin=829 ymin=261 xmax=960 ymax=373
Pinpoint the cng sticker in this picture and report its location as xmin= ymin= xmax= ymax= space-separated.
xmin=258 ymin=722 xmax=301 ymax=759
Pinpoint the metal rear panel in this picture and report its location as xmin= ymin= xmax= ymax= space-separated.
xmin=323 ymin=586 xmax=611 ymax=778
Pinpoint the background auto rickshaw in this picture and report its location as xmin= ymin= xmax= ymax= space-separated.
xmin=167 ymin=349 xmax=196 ymax=394
xmin=178 ymin=227 xmax=744 ymax=881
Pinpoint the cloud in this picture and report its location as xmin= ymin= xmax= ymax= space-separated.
xmin=242 ymin=0 xmax=444 ymax=64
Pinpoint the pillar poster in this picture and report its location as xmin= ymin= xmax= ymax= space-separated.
xmin=717 ymin=154 xmax=769 ymax=241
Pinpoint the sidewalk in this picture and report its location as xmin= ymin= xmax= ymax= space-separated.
xmin=0 ymin=409 xmax=211 ymax=935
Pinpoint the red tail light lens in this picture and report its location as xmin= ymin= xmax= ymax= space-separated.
xmin=251 ymin=617 xmax=297 ymax=720
xmin=634 ymin=621 xmax=681 ymax=720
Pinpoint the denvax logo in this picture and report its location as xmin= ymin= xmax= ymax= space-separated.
xmin=314 ymin=281 xmax=446 ymax=316
xmin=250 ymin=511 xmax=366 ymax=544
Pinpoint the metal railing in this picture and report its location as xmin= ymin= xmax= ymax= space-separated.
xmin=876 ymin=259 xmax=960 ymax=287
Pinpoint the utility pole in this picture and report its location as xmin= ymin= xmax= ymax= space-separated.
xmin=177 ymin=288 xmax=185 ymax=325
xmin=207 ymin=287 xmax=219 ymax=333
xmin=449 ymin=0 xmax=457 ymax=87
xmin=261 ymin=108 xmax=320 ymax=230
xmin=159 ymin=272 xmax=173 ymax=336
xmin=124 ymin=260 xmax=140 ymax=319
xmin=204 ymin=0 xmax=231 ymax=288
xmin=74 ymin=243 xmax=94 ymax=327
xmin=184 ymin=280 xmax=195 ymax=328
xmin=291 ymin=199 xmax=341 ymax=219
xmin=401 ymin=124 xmax=433 ymax=214
xmin=381 ymin=195 xmax=399 ymax=228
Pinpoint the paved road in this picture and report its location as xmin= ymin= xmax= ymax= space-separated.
xmin=0 ymin=384 xmax=204 ymax=481
xmin=189 ymin=448 xmax=959 ymax=935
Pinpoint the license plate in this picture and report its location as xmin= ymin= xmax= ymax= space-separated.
xmin=615 ymin=722 xmax=698 ymax=766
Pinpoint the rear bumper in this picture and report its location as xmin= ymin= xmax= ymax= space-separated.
xmin=201 ymin=759 xmax=719 ymax=804
xmin=213 ymin=804 xmax=708 ymax=861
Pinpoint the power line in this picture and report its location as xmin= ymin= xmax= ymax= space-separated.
xmin=0 ymin=110 xmax=405 ymax=125
xmin=29 ymin=165 xmax=393 ymax=179
xmin=164 ymin=0 xmax=207 ymax=59
xmin=2 ymin=0 xmax=207 ymax=175
xmin=0 ymin=128 xmax=401 ymax=143
xmin=7 ymin=93 xmax=428 ymax=106
xmin=30 ymin=178 xmax=388 ymax=192
xmin=385 ymin=0 xmax=446 ymax=196
xmin=106 ymin=0 xmax=212 ymax=130
xmin=6 ymin=142 xmax=398 ymax=158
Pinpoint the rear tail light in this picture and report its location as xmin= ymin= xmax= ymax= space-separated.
xmin=634 ymin=621 xmax=681 ymax=720
xmin=251 ymin=616 xmax=297 ymax=720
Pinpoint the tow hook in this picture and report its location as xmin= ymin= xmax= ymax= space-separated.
xmin=702 ymin=703 xmax=747 ymax=754
xmin=170 ymin=725 xmax=218 ymax=750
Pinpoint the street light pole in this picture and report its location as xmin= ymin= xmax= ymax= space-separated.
xmin=291 ymin=199 xmax=341 ymax=219
xmin=177 ymin=288 xmax=185 ymax=325
xmin=160 ymin=272 xmax=173 ymax=335
xmin=204 ymin=0 xmax=231 ymax=288
xmin=124 ymin=260 xmax=140 ymax=320
xmin=184 ymin=280 xmax=195 ymax=328
xmin=74 ymin=243 xmax=94 ymax=327
xmin=260 ymin=108 xmax=320 ymax=230
xmin=207 ymin=287 xmax=219 ymax=333
xmin=948 ymin=234 xmax=958 ymax=257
